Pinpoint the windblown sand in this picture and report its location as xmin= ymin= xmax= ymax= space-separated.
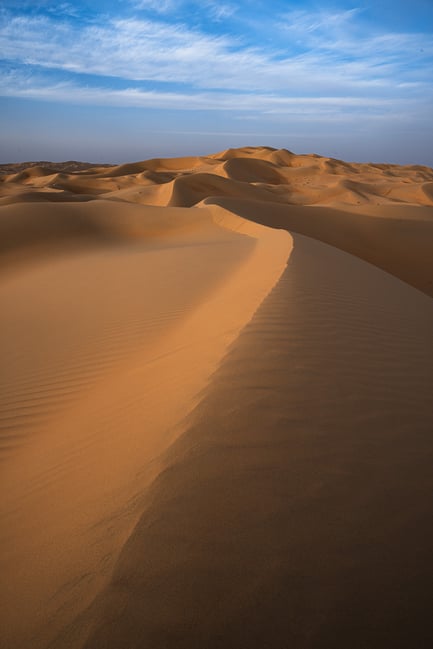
xmin=1 ymin=147 xmax=432 ymax=649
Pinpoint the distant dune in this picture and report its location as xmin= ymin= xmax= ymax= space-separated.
xmin=1 ymin=147 xmax=433 ymax=649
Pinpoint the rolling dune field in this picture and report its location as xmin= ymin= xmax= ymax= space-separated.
xmin=1 ymin=147 xmax=433 ymax=648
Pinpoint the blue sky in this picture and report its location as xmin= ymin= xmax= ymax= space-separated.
xmin=1 ymin=0 xmax=432 ymax=164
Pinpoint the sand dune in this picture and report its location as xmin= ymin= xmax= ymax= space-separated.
xmin=82 ymin=235 xmax=433 ymax=649
xmin=202 ymin=198 xmax=433 ymax=297
xmin=1 ymin=147 xmax=432 ymax=649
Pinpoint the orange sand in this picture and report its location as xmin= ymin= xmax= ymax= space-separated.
xmin=1 ymin=147 xmax=432 ymax=649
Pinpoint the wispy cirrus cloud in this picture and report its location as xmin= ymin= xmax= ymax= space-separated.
xmin=281 ymin=8 xmax=362 ymax=37
xmin=279 ymin=7 xmax=433 ymax=65
xmin=132 ymin=0 xmax=235 ymax=21
xmin=133 ymin=0 xmax=175 ymax=13
xmin=1 ymin=10 xmax=431 ymax=97
xmin=204 ymin=1 xmax=236 ymax=21
xmin=2 ymin=67 xmax=430 ymax=127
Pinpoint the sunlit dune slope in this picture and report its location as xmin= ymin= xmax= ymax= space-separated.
xmin=0 ymin=171 xmax=291 ymax=649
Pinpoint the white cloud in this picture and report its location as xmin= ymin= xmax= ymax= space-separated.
xmin=132 ymin=0 xmax=235 ymax=20
xmin=1 ymin=11 xmax=431 ymax=98
xmin=279 ymin=7 xmax=433 ymax=61
xmin=282 ymin=8 xmax=361 ymax=36
xmin=204 ymin=1 xmax=236 ymax=21
xmin=2 ymin=68 xmax=429 ymax=124
xmin=133 ymin=0 xmax=175 ymax=13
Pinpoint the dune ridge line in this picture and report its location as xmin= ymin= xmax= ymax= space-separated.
xmin=0 ymin=197 xmax=291 ymax=649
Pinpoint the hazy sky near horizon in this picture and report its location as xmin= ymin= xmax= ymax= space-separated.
xmin=1 ymin=0 xmax=432 ymax=164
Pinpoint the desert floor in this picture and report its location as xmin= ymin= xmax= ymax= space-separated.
xmin=1 ymin=146 xmax=433 ymax=648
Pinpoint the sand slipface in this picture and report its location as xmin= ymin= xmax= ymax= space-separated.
xmin=0 ymin=147 xmax=433 ymax=649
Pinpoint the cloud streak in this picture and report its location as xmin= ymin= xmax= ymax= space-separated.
xmin=2 ymin=67 xmax=431 ymax=127
xmin=133 ymin=0 xmax=175 ymax=13
xmin=1 ymin=9 xmax=431 ymax=97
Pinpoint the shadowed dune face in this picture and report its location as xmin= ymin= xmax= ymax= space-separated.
xmin=82 ymin=235 xmax=433 ymax=649
xmin=1 ymin=147 xmax=433 ymax=649
xmin=203 ymin=198 xmax=433 ymax=298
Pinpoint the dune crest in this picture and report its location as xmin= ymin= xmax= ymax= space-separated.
xmin=1 ymin=147 xmax=432 ymax=648
xmin=0 ymin=190 xmax=290 ymax=649
xmin=2 ymin=146 xmax=432 ymax=293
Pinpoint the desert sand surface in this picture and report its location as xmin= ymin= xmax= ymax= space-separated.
xmin=1 ymin=146 xmax=433 ymax=649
